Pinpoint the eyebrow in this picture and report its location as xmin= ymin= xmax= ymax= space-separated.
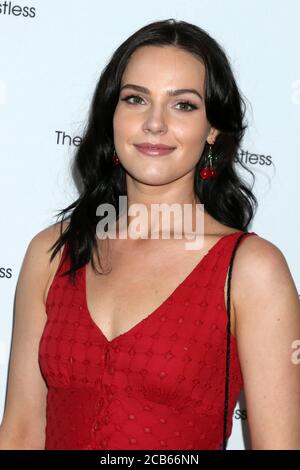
xmin=120 ymin=83 xmax=203 ymax=101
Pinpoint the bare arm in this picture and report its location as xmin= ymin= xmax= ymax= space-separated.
xmin=232 ymin=236 xmax=300 ymax=450
xmin=0 ymin=223 xmax=66 ymax=449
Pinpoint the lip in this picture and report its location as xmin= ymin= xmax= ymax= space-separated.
xmin=135 ymin=142 xmax=176 ymax=149
xmin=134 ymin=143 xmax=176 ymax=156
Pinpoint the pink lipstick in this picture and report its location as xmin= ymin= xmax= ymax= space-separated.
xmin=134 ymin=143 xmax=176 ymax=156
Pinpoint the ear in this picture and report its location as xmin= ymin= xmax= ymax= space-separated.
xmin=206 ymin=128 xmax=220 ymax=145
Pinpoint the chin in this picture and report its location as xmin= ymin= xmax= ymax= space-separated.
xmin=129 ymin=172 xmax=170 ymax=186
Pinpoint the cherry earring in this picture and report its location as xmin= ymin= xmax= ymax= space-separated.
xmin=199 ymin=143 xmax=218 ymax=180
xmin=112 ymin=149 xmax=120 ymax=166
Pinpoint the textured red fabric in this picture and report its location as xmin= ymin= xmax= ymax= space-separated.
xmin=38 ymin=230 xmax=257 ymax=450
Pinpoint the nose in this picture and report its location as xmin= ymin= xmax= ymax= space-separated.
xmin=142 ymin=105 xmax=168 ymax=134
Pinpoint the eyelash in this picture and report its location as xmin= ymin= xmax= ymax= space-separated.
xmin=120 ymin=94 xmax=198 ymax=112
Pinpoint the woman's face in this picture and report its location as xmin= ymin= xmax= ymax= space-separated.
xmin=113 ymin=45 xmax=218 ymax=186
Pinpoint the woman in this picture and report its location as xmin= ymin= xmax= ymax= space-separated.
xmin=0 ymin=19 xmax=299 ymax=451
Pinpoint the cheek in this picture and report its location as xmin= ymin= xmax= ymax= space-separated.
xmin=113 ymin=106 xmax=139 ymax=139
xmin=169 ymin=109 xmax=209 ymax=138
xmin=175 ymin=120 xmax=208 ymax=149
xmin=113 ymin=107 xmax=123 ymax=132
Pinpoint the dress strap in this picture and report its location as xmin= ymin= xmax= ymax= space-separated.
xmin=222 ymin=230 xmax=257 ymax=450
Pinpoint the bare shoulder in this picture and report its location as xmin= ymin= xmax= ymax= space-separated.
xmin=26 ymin=220 xmax=70 ymax=302
xmin=232 ymin=233 xmax=290 ymax=283
xmin=31 ymin=219 xmax=69 ymax=244
xmin=231 ymin=232 xmax=299 ymax=330
xmin=29 ymin=220 xmax=69 ymax=265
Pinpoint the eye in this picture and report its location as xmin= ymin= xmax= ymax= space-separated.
xmin=120 ymin=94 xmax=144 ymax=105
xmin=175 ymin=101 xmax=198 ymax=112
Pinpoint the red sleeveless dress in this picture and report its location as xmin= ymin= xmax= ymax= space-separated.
xmin=38 ymin=230 xmax=257 ymax=450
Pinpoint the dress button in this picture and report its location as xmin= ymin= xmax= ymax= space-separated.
xmin=129 ymin=437 xmax=137 ymax=444
xmin=93 ymin=421 xmax=99 ymax=432
xmin=159 ymin=370 xmax=167 ymax=378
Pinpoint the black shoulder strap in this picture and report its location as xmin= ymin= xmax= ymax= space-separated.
xmin=222 ymin=231 xmax=250 ymax=450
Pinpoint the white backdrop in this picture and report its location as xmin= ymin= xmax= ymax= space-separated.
xmin=0 ymin=0 xmax=299 ymax=450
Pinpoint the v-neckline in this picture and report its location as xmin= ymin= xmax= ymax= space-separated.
xmin=82 ymin=230 xmax=244 ymax=345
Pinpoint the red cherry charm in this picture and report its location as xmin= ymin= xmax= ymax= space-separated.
xmin=200 ymin=168 xmax=213 ymax=179
xmin=113 ymin=153 xmax=120 ymax=166
xmin=210 ymin=169 xmax=218 ymax=177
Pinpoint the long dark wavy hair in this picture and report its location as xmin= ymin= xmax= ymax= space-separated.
xmin=48 ymin=18 xmax=257 ymax=284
